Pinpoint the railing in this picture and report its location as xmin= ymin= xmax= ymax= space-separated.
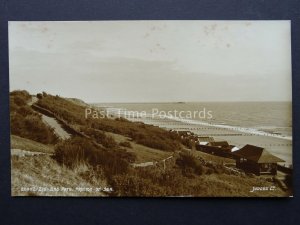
xmin=131 ymin=154 xmax=175 ymax=169
xmin=277 ymin=165 xmax=293 ymax=175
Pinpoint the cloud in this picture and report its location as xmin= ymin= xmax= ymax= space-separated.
xmin=9 ymin=21 xmax=292 ymax=102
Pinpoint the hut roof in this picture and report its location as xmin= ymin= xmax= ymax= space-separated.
xmin=199 ymin=141 xmax=209 ymax=145
xmin=198 ymin=136 xmax=214 ymax=142
xmin=231 ymin=146 xmax=240 ymax=152
xmin=233 ymin=144 xmax=285 ymax=163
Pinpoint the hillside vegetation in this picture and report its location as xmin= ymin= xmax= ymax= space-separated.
xmin=11 ymin=154 xmax=107 ymax=197
xmin=37 ymin=93 xmax=182 ymax=151
xmin=10 ymin=90 xmax=58 ymax=144
xmin=10 ymin=91 xmax=289 ymax=197
xmin=11 ymin=135 xmax=54 ymax=154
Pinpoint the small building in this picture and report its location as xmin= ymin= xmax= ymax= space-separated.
xmin=209 ymin=141 xmax=229 ymax=148
xmin=196 ymin=140 xmax=235 ymax=158
xmin=197 ymin=136 xmax=215 ymax=144
xmin=233 ymin=144 xmax=285 ymax=175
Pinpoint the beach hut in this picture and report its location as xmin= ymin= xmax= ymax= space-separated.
xmin=209 ymin=141 xmax=229 ymax=148
xmin=196 ymin=140 xmax=234 ymax=157
xmin=233 ymin=144 xmax=285 ymax=175
xmin=197 ymin=136 xmax=215 ymax=143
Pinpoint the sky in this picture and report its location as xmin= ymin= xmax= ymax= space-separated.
xmin=9 ymin=20 xmax=292 ymax=103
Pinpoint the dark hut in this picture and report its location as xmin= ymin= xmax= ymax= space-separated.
xmin=196 ymin=140 xmax=235 ymax=158
xmin=233 ymin=144 xmax=285 ymax=175
xmin=210 ymin=141 xmax=229 ymax=148
xmin=197 ymin=136 xmax=215 ymax=143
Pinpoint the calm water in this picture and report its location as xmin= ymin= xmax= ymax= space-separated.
xmin=95 ymin=102 xmax=292 ymax=139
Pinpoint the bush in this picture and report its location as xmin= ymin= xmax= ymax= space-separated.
xmin=13 ymin=96 xmax=27 ymax=106
xmin=181 ymin=138 xmax=194 ymax=149
xmin=10 ymin=113 xmax=58 ymax=144
xmin=10 ymin=91 xmax=58 ymax=144
xmin=119 ymin=141 xmax=132 ymax=148
xmin=17 ymin=105 xmax=35 ymax=117
xmin=111 ymin=167 xmax=193 ymax=197
xmin=205 ymin=162 xmax=227 ymax=174
xmin=37 ymin=93 xmax=43 ymax=99
xmin=54 ymin=137 xmax=95 ymax=167
xmin=37 ymin=94 xmax=87 ymax=125
xmin=54 ymin=137 xmax=136 ymax=177
xmin=111 ymin=173 xmax=165 ymax=196
xmin=80 ymin=128 xmax=118 ymax=149
xmin=90 ymin=118 xmax=182 ymax=151
xmin=10 ymin=90 xmax=31 ymax=101
xmin=176 ymin=152 xmax=206 ymax=176
xmin=10 ymin=90 xmax=31 ymax=107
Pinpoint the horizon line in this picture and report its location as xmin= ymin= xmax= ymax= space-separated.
xmin=89 ymin=100 xmax=292 ymax=104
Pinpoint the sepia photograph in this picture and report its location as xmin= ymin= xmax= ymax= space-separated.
xmin=9 ymin=20 xmax=292 ymax=197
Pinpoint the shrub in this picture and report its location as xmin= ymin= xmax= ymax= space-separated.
xmin=10 ymin=113 xmax=58 ymax=144
xmin=116 ymin=148 xmax=136 ymax=163
xmin=10 ymin=90 xmax=31 ymax=101
xmin=37 ymin=94 xmax=87 ymax=125
xmin=176 ymin=152 xmax=206 ymax=176
xmin=80 ymin=128 xmax=118 ymax=149
xmin=10 ymin=90 xmax=31 ymax=107
xmin=10 ymin=91 xmax=58 ymax=144
xmin=119 ymin=141 xmax=132 ymax=148
xmin=181 ymin=138 xmax=194 ymax=149
xmin=17 ymin=105 xmax=35 ymax=117
xmin=115 ymin=117 xmax=129 ymax=122
xmin=111 ymin=173 xmax=165 ymax=196
xmin=54 ymin=137 xmax=136 ymax=177
xmin=13 ymin=96 xmax=27 ymax=106
xmin=205 ymin=162 xmax=227 ymax=174
xmin=110 ymin=167 xmax=193 ymax=197
xmin=90 ymin=118 xmax=182 ymax=151
xmin=23 ymin=115 xmax=58 ymax=144
xmin=37 ymin=93 xmax=43 ymax=99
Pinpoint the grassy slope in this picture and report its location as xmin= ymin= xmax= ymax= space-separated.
xmin=11 ymin=135 xmax=54 ymax=154
xmin=106 ymin=132 xmax=235 ymax=164
xmin=192 ymin=150 xmax=235 ymax=164
xmin=11 ymin=155 xmax=107 ymax=196
xmin=12 ymin=133 xmax=288 ymax=197
xmin=37 ymin=94 xmax=182 ymax=152
xmin=106 ymin=132 xmax=172 ymax=163
xmin=188 ymin=173 xmax=286 ymax=197
xmin=11 ymin=134 xmax=108 ymax=197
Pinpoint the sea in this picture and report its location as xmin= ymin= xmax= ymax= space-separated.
xmin=94 ymin=102 xmax=292 ymax=140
